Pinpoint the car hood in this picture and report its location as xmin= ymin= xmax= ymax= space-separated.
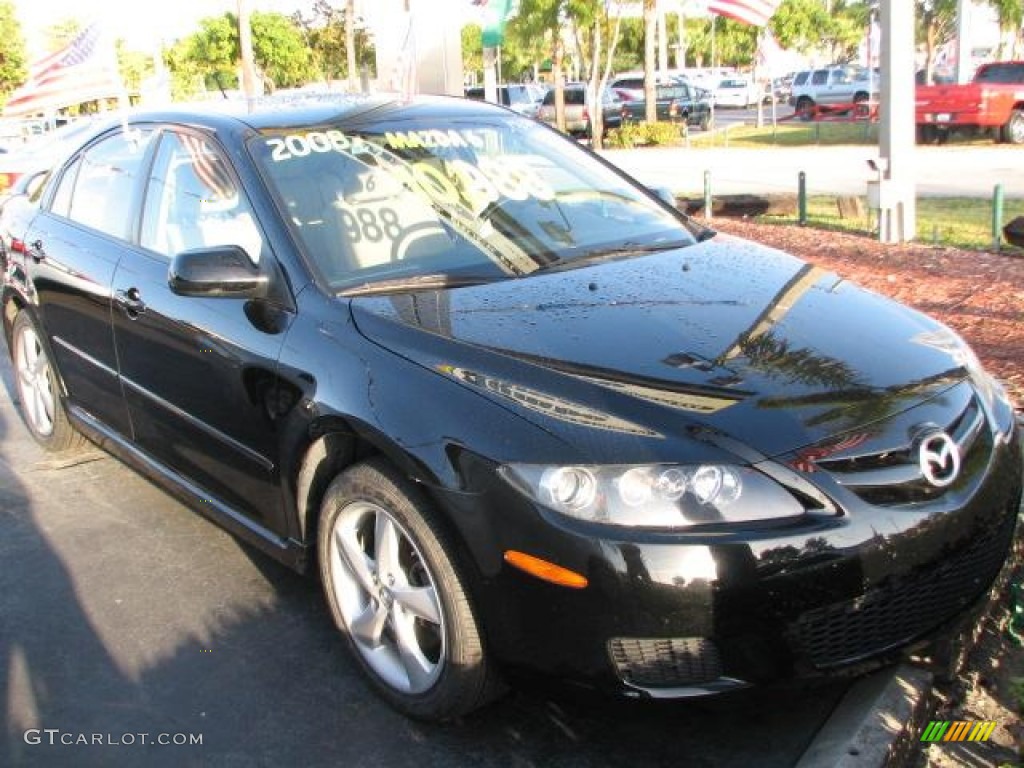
xmin=349 ymin=236 xmax=967 ymax=460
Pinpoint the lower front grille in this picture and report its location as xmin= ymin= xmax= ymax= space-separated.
xmin=793 ymin=504 xmax=1017 ymax=668
xmin=608 ymin=637 xmax=722 ymax=688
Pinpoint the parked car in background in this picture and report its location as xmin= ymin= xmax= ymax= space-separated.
xmin=536 ymin=83 xmax=628 ymax=137
xmin=789 ymin=66 xmax=878 ymax=117
xmin=0 ymin=118 xmax=101 ymax=200
xmin=714 ymin=77 xmax=760 ymax=108
xmin=766 ymin=74 xmax=794 ymax=104
xmin=2 ymin=94 xmax=1020 ymax=727
xmin=619 ymin=80 xmax=714 ymax=131
xmin=464 ymin=83 xmax=548 ymax=117
xmin=915 ymin=60 xmax=1024 ymax=144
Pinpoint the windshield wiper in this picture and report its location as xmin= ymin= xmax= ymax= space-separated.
xmin=533 ymin=240 xmax=691 ymax=274
xmin=339 ymin=273 xmax=501 ymax=297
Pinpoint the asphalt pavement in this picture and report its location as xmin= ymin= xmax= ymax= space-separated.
xmin=0 ymin=351 xmax=860 ymax=767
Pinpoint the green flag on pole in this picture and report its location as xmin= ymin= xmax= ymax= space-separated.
xmin=481 ymin=0 xmax=514 ymax=48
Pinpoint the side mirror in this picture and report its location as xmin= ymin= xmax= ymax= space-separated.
xmin=649 ymin=185 xmax=678 ymax=208
xmin=168 ymin=245 xmax=269 ymax=299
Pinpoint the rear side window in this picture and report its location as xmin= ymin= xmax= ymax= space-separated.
xmin=975 ymin=63 xmax=1024 ymax=83
xmin=63 ymin=129 xmax=154 ymax=240
xmin=49 ymin=158 xmax=81 ymax=218
xmin=811 ymin=70 xmax=828 ymax=85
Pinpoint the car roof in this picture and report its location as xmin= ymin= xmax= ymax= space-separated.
xmin=83 ymin=94 xmax=504 ymax=138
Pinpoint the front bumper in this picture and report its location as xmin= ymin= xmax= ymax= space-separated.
xmin=434 ymin=391 xmax=1022 ymax=698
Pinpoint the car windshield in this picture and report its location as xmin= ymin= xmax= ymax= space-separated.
xmin=250 ymin=112 xmax=696 ymax=292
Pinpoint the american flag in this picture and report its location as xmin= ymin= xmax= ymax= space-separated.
xmin=3 ymin=24 xmax=126 ymax=118
xmin=707 ymin=0 xmax=782 ymax=27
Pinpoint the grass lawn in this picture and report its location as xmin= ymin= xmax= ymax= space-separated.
xmin=687 ymin=121 xmax=1001 ymax=149
xmin=759 ymin=195 xmax=1024 ymax=251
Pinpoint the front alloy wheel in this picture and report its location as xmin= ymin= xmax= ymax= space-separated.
xmin=329 ymin=499 xmax=445 ymax=695
xmin=318 ymin=458 xmax=500 ymax=720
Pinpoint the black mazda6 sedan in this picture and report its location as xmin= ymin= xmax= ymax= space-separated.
xmin=2 ymin=95 xmax=1020 ymax=721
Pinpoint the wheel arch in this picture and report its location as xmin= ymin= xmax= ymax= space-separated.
xmin=3 ymin=295 xmax=68 ymax=399
xmin=2 ymin=289 xmax=27 ymax=351
xmin=290 ymin=414 xmax=471 ymax=574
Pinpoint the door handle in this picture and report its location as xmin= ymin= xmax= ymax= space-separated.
xmin=114 ymin=287 xmax=147 ymax=316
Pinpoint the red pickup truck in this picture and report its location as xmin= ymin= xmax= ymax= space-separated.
xmin=915 ymin=61 xmax=1024 ymax=144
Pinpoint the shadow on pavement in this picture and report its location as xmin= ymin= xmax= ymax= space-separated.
xmin=0 ymin=357 xmax=851 ymax=768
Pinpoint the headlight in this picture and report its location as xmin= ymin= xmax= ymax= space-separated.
xmin=916 ymin=326 xmax=1012 ymax=420
xmin=943 ymin=329 xmax=1012 ymax=417
xmin=499 ymin=463 xmax=805 ymax=528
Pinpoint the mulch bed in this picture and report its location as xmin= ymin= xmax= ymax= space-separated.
xmin=709 ymin=218 xmax=1024 ymax=409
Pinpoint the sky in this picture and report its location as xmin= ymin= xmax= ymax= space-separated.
xmin=14 ymin=0 xmax=318 ymax=56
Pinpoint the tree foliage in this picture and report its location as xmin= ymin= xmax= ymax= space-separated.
xmin=916 ymin=0 xmax=957 ymax=83
xmin=167 ymin=11 xmax=314 ymax=98
xmin=0 ymin=1 xmax=27 ymax=99
xmin=771 ymin=0 xmax=834 ymax=52
xmin=987 ymin=0 xmax=1023 ymax=57
xmin=292 ymin=0 xmax=375 ymax=83
xmin=116 ymin=41 xmax=155 ymax=96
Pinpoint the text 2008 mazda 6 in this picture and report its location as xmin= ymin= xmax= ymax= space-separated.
xmin=2 ymin=96 xmax=1020 ymax=721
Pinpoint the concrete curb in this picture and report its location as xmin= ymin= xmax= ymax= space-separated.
xmin=795 ymin=665 xmax=933 ymax=768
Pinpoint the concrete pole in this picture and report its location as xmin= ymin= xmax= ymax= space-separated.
xmin=878 ymin=0 xmax=916 ymax=243
xmin=657 ymin=3 xmax=669 ymax=73
xmin=484 ymin=47 xmax=499 ymax=103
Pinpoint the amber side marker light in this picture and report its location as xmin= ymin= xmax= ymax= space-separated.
xmin=504 ymin=550 xmax=588 ymax=589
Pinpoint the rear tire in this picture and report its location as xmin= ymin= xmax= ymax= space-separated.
xmin=11 ymin=311 xmax=86 ymax=453
xmin=796 ymin=97 xmax=815 ymax=122
xmin=318 ymin=457 xmax=501 ymax=721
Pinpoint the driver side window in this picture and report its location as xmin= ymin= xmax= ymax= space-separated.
xmin=140 ymin=130 xmax=264 ymax=264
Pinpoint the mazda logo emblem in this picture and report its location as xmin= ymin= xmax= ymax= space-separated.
xmin=917 ymin=431 xmax=960 ymax=488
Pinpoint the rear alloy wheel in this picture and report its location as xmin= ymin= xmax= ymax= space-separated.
xmin=318 ymin=458 xmax=500 ymax=721
xmin=1002 ymin=109 xmax=1024 ymax=145
xmin=11 ymin=311 xmax=86 ymax=452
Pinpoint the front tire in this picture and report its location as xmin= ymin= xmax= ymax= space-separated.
xmin=11 ymin=311 xmax=86 ymax=452
xmin=318 ymin=458 xmax=499 ymax=721
xmin=1001 ymin=109 xmax=1024 ymax=145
